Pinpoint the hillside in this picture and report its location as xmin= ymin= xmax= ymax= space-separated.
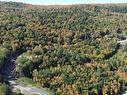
xmin=1 ymin=1 xmax=127 ymax=95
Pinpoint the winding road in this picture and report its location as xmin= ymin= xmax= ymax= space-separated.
xmin=117 ymin=39 xmax=127 ymax=45
xmin=9 ymin=80 xmax=49 ymax=95
xmin=0 ymin=53 xmax=50 ymax=95
xmin=0 ymin=38 xmax=127 ymax=95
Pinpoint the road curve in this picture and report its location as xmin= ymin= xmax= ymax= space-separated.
xmin=9 ymin=80 xmax=49 ymax=95
xmin=0 ymin=53 xmax=51 ymax=95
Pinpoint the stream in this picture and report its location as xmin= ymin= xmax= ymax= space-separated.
xmin=1 ymin=39 xmax=127 ymax=95
xmin=0 ymin=53 xmax=50 ymax=95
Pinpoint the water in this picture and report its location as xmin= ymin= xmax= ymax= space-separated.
xmin=0 ymin=53 xmax=50 ymax=95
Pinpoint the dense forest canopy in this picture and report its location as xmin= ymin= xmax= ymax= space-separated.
xmin=1 ymin=1 xmax=127 ymax=95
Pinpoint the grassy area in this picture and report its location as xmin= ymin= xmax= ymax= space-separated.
xmin=0 ymin=83 xmax=10 ymax=95
xmin=16 ymin=77 xmax=53 ymax=95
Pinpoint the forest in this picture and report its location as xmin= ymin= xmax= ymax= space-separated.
xmin=1 ymin=1 xmax=127 ymax=95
